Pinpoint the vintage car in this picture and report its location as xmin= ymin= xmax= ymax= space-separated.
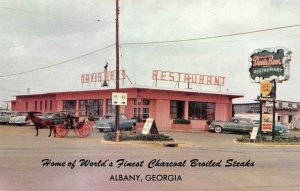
xmin=93 ymin=113 xmax=137 ymax=132
xmin=9 ymin=112 xmax=38 ymax=126
xmin=209 ymin=118 xmax=289 ymax=134
xmin=0 ymin=111 xmax=10 ymax=124
xmin=40 ymin=111 xmax=76 ymax=119
xmin=0 ymin=111 xmax=24 ymax=124
xmin=257 ymin=121 xmax=289 ymax=135
xmin=208 ymin=118 xmax=255 ymax=133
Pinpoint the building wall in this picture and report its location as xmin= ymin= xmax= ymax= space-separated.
xmin=14 ymin=94 xmax=56 ymax=113
xmin=277 ymin=110 xmax=300 ymax=129
xmin=13 ymin=88 xmax=235 ymax=130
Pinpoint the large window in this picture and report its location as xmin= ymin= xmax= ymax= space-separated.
xmin=188 ymin=101 xmax=215 ymax=120
xmin=106 ymin=99 xmax=116 ymax=114
xmin=142 ymin=108 xmax=149 ymax=119
xmin=170 ymin=100 xmax=185 ymax=119
xmin=79 ymin=99 xmax=103 ymax=117
xmin=63 ymin=100 xmax=76 ymax=111
xmin=134 ymin=108 xmax=141 ymax=118
xmin=133 ymin=99 xmax=150 ymax=121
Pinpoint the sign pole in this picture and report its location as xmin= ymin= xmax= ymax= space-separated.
xmin=259 ymin=95 xmax=263 ymax=138
xmin=115 ymin=0 xmax=121 ymax=142
xmin=272 ymin=80 xmax=277 ymax=141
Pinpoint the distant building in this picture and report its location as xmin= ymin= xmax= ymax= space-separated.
xmin=233 ymin=100 xmax=300 ymax=129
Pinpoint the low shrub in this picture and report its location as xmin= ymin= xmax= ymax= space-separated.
xmin=236 ymin=134 xmax=300 ymax=144
xmin=173 ymin=119 xmax=191 ymax=124
xmin=103 ymin=131 xmax=173 ymax=142
xmin=236 ymin=135 xmax=250 ymax=142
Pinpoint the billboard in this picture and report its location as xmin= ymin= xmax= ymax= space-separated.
xmin=249 ymin=47 xmax=291 ymax=83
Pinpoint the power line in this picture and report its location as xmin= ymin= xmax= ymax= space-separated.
xmin=1 ymin=24 xmax=299 ymax=78
xmin=0 ymin=6 xmax=104 ymax=22
xmin=121 ymin=24 xmax=300 ymax=45
xmin=0 ymin=44 xmax=115 ymax=78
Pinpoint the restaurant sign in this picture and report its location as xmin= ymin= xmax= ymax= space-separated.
xmin=81 ymin=70 xmax=126 ymax=84
xmin=249 ymin=47 xmax=291 ymax=83
xmin=152 ymin=70 xmax=225 ymax=86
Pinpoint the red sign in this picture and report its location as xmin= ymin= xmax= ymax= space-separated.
xmin=81 ymin=70 xmax=126 ymax=84
xmin=152 ymin=70 xmax=225 ymax=86
xmin=262 ymin=114 xmax=273 ymax=132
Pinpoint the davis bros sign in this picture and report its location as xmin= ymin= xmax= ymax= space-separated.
xmin=249 ymin=47 xmax=291 ymax=83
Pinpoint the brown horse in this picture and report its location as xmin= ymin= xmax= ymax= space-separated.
xmin=25 ymin=112 xmax=55 ymax=137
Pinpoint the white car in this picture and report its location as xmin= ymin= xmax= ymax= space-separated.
xmin=9 ymin=112 xmax=41 ymax=126
xmin=9 ymin=112 xmax=30 ymax=126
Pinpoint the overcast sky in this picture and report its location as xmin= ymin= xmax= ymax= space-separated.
xmin=1 ymin=0 xmax=300 ymax=108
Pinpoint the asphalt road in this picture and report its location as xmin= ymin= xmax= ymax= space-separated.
xmin=0 ymin=125 xmax=300 ymax=191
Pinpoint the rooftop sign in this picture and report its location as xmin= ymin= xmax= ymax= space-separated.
xmin=249 ymin=47 xmax=291 ymax=83
xmin=152 ymin=70 xmax=225 ymax=86
xmin=81 ymin=70 xmax=126 ymax=84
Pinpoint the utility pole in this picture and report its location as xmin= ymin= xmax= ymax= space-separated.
xmin=115 ymin=0 xmax=121 ymax=142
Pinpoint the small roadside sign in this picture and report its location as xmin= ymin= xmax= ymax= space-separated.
xmin=250 ymin=127 xmax=259 ymax=141
xmin=142 ymin=118 xmax=159 ymax=135
xmin=112 ymin=92 xmax=127 ymax=105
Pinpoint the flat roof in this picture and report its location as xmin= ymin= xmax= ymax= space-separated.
xmin=16 ymin=85 xmax=244 ymax=98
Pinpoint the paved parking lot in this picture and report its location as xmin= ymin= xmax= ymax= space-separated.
xmin=0 ymin=125 xmax=300 ymax=191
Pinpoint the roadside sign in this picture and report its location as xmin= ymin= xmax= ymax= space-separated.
xmin=260 ymin=80 xmax=272 ymax=97
xmin=262 ymin=113 xmax=273 ymax=132
xmin=250 ymin=127 xmax=259 ymax=141
xmin=257 ymin=96 xmax=274 ymax=102
xmin=142 ymin=118 xmax=159 ymax=135
xmin=112 ymin=92 xmax=127 ymax=105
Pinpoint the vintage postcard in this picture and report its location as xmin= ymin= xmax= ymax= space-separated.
xmin=0 ymin=0 xmax=300 ymax=191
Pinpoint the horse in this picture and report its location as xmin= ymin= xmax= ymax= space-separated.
xmin=25 ymin=112 xmax=55 ymax=137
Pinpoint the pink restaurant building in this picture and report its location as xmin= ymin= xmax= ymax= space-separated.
xmin=11 ymin=85 xmax=243 ymax=131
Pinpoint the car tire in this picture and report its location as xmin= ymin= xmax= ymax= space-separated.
xmin=214 ymin=126 xmax=223 ymax=133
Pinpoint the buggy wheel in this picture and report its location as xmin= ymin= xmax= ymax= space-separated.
xmin=55 ymin=124 xmax=69 ymax=138
xmin=214 ymin=126 xmax=223 ymax=133
xmin=74 ymin=123 xmax=93 ymax=137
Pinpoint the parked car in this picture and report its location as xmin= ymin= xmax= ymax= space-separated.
xmin=208 ymin=118 xmax=255 ymax=133
xmin=209 ymin=118 xmax=289 ymax=134
xmin=93 ymin=113 xmax=137 ymax=132
xmin=0 ymin=111 xmax=22 ymax=124
xmin=40 ymin=111 xmax=75 ymax=119
xmin=253 ymin=120 xmax=289 ymax=135
xmin=9 ymin=112 xmax=33 ymax=126
xmin=0 ymin=111 xmax=9 ymax=124
xmin=40 ymin=112 xmax=55 ymax=119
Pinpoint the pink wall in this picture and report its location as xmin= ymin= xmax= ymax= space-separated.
xmin=14 ymin=94 xmax=56 ymax=113
xmin=13 ymin=88 xmax=240 ymax=130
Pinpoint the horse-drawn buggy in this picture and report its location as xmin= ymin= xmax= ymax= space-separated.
xmin=26 ymin=111 xmax=93 ymax=138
